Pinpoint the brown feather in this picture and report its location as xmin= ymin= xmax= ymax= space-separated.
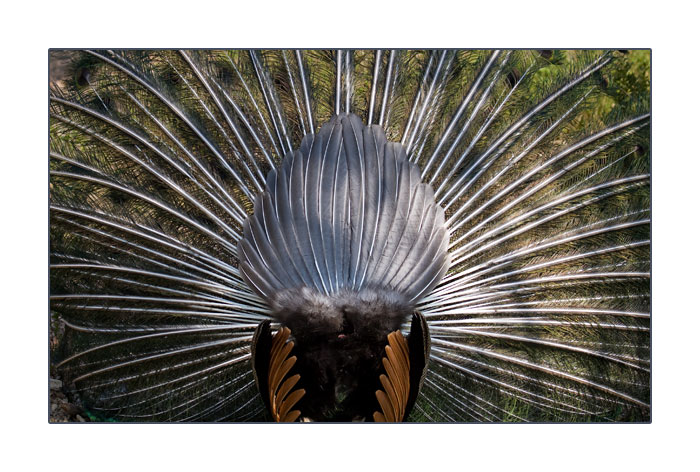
xmin=270 ymin=341 xmax=294 ymax=374
xmin=376 ymin=390 xmax=395 ymax=422
xmin=277 ymin=374 xmax=301 ymax=403
xmin=269 ymin=356 xmax=294 ymax=396
xmin=374 ymin=330 xmax=411 ymax=422
xmin=384 ymin=347 xmax=407 ymax=407
xmin=279 ymin=389 xmax=307 ymax=420
xmin=379 ymin=373 xmax=400 ymax=420
xmin=267 ymin=327 xmax=306 ymax=422
xmin=388 ymin=332 xmax=410 ymax=370
xmin=283 ymin=410 xmax=302 ymax=423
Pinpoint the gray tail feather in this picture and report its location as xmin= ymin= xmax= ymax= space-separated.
xmin=238 ymin=113 xmax=450 ymax=310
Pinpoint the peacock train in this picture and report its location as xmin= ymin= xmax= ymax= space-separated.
xmin=49 ymin=49 xmax=650 ymax=422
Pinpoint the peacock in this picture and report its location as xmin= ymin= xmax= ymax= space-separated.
xmin=49 ymin=49 xmax=650 ymax=422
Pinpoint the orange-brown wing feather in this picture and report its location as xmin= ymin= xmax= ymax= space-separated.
xmin=267 ymin=328 xmax=306 ymax=422
xmin=374 ymin=330 xmax=411 ymax=422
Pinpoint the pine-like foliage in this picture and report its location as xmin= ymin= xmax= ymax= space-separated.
xmin=49 ymin=50 xmax=650 ymax=422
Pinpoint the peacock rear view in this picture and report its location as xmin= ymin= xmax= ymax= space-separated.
xmin=49 ymin=49 xmax=650 ymax=422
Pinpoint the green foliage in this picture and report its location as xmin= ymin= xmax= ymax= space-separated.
xmin=528 ymin=50 xmax=650 ymax=129
xmin=604 ymin=50 xmax=651 ymax=107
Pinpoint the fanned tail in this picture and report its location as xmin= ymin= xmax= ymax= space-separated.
xmin=50 ymin=49 xmax=649 ymax=422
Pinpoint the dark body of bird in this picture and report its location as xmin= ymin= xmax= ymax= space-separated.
xmin=50 ymin=49 xmax=650 ymax=422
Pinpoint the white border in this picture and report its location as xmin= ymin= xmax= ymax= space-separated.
xmin=4 ymin=1 xmax=699 ymax=470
